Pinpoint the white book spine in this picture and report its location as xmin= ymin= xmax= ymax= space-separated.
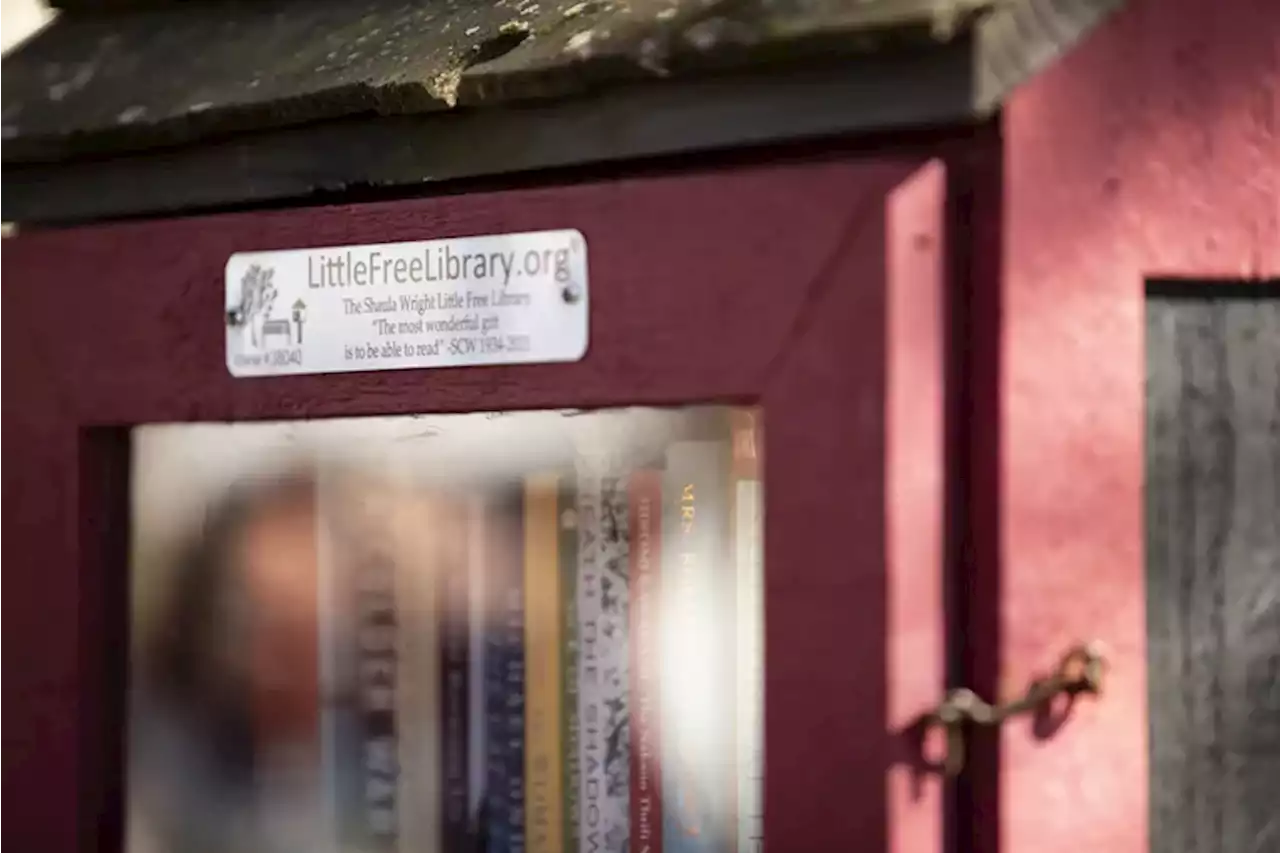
xmin=395 ymin=493 xmax=440 ymax=853
xmin=734 ymin=480 xmax=764 ymax=853
xmin=577 ymin=466 xmax=632 ymax=853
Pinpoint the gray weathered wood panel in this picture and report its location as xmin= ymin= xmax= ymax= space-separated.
xmin=1146 ymin=286 xmax=1280 ymax=853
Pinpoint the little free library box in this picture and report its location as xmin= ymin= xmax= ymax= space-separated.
xmin=2 ymin=1 xmax=1277 ymax=853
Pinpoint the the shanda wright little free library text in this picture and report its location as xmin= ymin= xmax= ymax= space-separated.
xmin=125 ymin=405 xmax=764 ymax=853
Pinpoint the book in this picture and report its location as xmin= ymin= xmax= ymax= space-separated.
xmin=660 ymin=440 xmax=732 ymax=853
xmin=560 ymin=480 xmax=582 ymax=853
xmin=394 ymin=489 xmax=442 ymax=853
xmin=525 ymin=475 xmax=564 ymax=853
xmin=730 ymin=411 xmax=764 ymax=853
xmin=318 ymin=477 xmax=367 ymax=853
xmin=341 ymin=481 xmax=403 ymax=852
xmin=324 ymin=478 xmax=446 ymax=853
xmin=467 ymin=494 xmax=491 ymax=851
xmin=486 ymin=488 xmax=527 ymax=853
xmin=629 ymin=469 xmax=663 ymax=853
xmin=577 ymin=463 xmax=631 ymax=853
xmin=441 ymin=497 xmax=473 ymax=853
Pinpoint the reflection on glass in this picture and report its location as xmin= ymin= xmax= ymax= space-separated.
xmin=129 ymin=406 xmax=764 ymax=853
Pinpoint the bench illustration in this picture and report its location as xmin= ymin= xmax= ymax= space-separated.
xmin=261 ymin=318 xmax=292 ymax=346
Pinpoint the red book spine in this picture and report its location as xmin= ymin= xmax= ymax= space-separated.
xmin=629 ymin=470 xmax=663 ymax=853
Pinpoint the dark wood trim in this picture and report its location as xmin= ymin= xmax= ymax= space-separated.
xmin=3 ymin=45 xmax=975 ymax=226
xmin=77 ymin=428 xmax=132 ymax=853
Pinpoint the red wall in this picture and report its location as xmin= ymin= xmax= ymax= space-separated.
xmin=995 ymin=0 xmax=1278 ymax=850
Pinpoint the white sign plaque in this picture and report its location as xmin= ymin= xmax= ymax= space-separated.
xmin=225 ymin=229 xmax=588 ymax=377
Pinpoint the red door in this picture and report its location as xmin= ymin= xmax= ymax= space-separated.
xmin=3 ymin=158 xmax=949 ymax=853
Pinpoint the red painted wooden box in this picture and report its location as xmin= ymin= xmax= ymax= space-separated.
xmin=4 ymin=158 xmax=950 ymax=853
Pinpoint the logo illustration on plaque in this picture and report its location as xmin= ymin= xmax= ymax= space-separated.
xmin=228 ymin=263 xmax=304 ymax=368
xmin=240 ymin=264 xmax=279 ymax=348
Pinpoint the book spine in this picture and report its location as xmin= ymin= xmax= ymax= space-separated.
xmin=319 ymin=476 xmax=359 ymax=850
xmin=731 ymin=411 xmax=764 ymax=853
xmin=577 ymin=466 xmax=633 ymax=853
xmin=525 ymin=475 xmax=564 ymax=853
xmin=324 ymin=496 xmax=369 ymax=853
xmin=629 ymin=470 xmax=663 ymax=853
xmin=467 ymin=496 xmax=491 ymax=851
xmin=599 ymin=473 xmax=633 ymax=853
xmin=487 ymin=490 xmax=526 ymax=853
xmin=442 ymin=499 xmax=473 ymax=852
xmin=560 ymin=480 xmax=581 ymax=853
xmin=661 ymin=441 xmax=731 ymax=853
xmin=397 ymin=492 xmax=441 ymax=853
xmin=576 ymin=468 xmax=602 ymax=853
xmin=354 ymin=511 xmax=400 ymax=851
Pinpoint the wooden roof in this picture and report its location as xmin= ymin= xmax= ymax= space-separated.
xmin=2 ymin=0 xmax=1124 ymax=223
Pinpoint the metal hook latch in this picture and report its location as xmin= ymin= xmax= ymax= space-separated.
xmin=925 ymin=642 xmax=1107 ymax=777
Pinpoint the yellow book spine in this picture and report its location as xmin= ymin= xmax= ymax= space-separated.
xmin=525 ymin=474 xmax=563 ymax=853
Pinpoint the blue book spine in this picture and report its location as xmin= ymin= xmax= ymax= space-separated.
xmin=487 ymin=489 xmax=526 ymax=853
xmin=442 ymin=500 xmax=472 ymax=852
xmin=468 ymin=496 xmax=491 ymax=852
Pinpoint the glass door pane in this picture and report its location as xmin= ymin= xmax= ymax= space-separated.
xmin=128 ymin=405 xmax=764 ymax=853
